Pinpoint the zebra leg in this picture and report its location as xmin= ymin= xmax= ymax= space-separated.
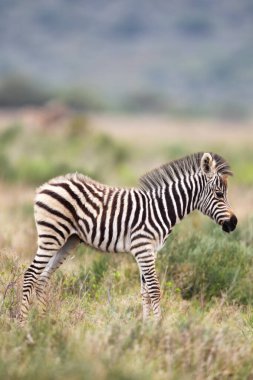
xmin=135 ymin=253 xmax=161 ymax=321
xmin=140 ymin=274 xmax=152 ymax=320
xmin=19 ymin=246 xmax=59 ymax=322
xmin=35 ymin=234 xmax=80 ymax=314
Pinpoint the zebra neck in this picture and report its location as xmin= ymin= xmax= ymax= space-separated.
xmin=148 ymin=172 xmax=205 ymax=229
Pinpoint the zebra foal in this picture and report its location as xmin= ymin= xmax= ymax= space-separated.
xmin=20 ymin=152 xmax=237 ymax=322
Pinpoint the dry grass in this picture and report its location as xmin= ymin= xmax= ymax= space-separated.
xmin=90 ymin=114 xmax=253 ymax=146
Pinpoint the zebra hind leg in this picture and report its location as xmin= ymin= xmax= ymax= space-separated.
xmin=35 ymin=234 xmax=80 ymax=315
xmin=19 ymin=245 xmax=59 ymax=322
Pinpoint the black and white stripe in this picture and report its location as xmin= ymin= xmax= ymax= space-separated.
xmin=20 ymin=152 xmax=237 ymax=321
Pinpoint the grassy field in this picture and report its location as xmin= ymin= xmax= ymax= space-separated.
xmin=0 ymin=114 xmax=253 ymax=379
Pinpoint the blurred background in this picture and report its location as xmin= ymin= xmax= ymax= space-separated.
xmin=0 ymin=0 xmax=253 ymax=116
xmin=0 ymin=0 xmax=252 ymax=255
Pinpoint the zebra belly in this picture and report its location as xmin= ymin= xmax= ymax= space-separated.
xmin=77 ymin=218 xmax=131 ymax=253
xmin=82 ymin=236 xmax=130 ymax=254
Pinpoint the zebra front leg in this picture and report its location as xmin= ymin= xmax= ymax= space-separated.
xmin=136 ymin=253 xmax=161 ymax=321
xmin=141 ymin=274 xmax=152 ymax=320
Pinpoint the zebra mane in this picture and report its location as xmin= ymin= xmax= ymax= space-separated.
xmin=46 ymin=172 xmax=104 ymax=189
xmin=139 ymin=152 xmax=232 ymax=191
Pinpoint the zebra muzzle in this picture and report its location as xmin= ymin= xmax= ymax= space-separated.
xmin=222 ymin=215 xmax=238 ymax=233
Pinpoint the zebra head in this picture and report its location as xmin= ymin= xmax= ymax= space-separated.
xmin=198 ymin=152 xmax=237 ymax=233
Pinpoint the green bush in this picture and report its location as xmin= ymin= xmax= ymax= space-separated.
xmin=94 ymin=133 xmax=130 ymax=166
xmin=0 ymin=153 xmax=15 ymax=181
xmin=0 ymin=124 xmax=21 ymax=148
xmin=14 ymin=158 xmax=80 ymax=185
xmin=67 ymin=115 xmax=90 ymax=138
xmin=159 ymin=221 xmax=253 ymax=305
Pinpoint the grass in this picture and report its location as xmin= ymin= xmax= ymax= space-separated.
xmin=1 ymin=215 xmax=253 ymax=379
xmin=0 ymin=121 xmax=253 ymax=187
xmin=0 ymin=123 xmax=134 ymax=186
xmin=0 ymin=117 xmax=253 ymax=379
xmin=1 ymin=311 xmax=253 ymax=380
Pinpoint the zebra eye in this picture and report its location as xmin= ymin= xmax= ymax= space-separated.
xmin=215 ymin=191 xmax=223 ymax=199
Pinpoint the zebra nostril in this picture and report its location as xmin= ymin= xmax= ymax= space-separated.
xmin=222 ymin=220 xmax=231 ymax=233
xmin=222 ymin=214 xmax=237 ymax=233
xmin=230 ymin=214 xmax=238 ymax=228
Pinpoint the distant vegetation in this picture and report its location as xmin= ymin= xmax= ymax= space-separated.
xmin=0 ymin=121 xmax=134 ymax=186
xmin=0 ymin=74 xmax=250 ymax=119
xmin=0 ymin=120 xmax=252 ymax=186
xmin=0 ymin=76 xmax=49 ymax=107
xmin=0 ymin=75 xmax=105 ymax=111
xmin=0 ymin=1 xmax=252 ymax=117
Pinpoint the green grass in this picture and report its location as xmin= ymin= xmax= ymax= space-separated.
xmin=1 ymin=217 xmax=253 ymax=379
xmin=0 ymin=123 xmax=134 ymax=186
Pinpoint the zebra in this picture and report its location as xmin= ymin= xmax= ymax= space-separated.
xmin=19 ymin=152 xmax=237 ymax=322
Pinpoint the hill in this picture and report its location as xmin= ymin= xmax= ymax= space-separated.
xmin=0 ymin=0 xmax=252 ymax=114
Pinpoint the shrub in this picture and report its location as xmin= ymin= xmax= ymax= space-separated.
xmin=67 ymin=115 xmax=90 ymax=139
xmin=0 ymin=75 xmax=49 ymax=107
xmin=159 ymin=221 xmax=253 ymax=305
xmin=0 ymin=124 xmax=21 ymax=148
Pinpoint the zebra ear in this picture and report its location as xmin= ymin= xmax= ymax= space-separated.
xmin=200 ymin=153 xmax=216 ymax=178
